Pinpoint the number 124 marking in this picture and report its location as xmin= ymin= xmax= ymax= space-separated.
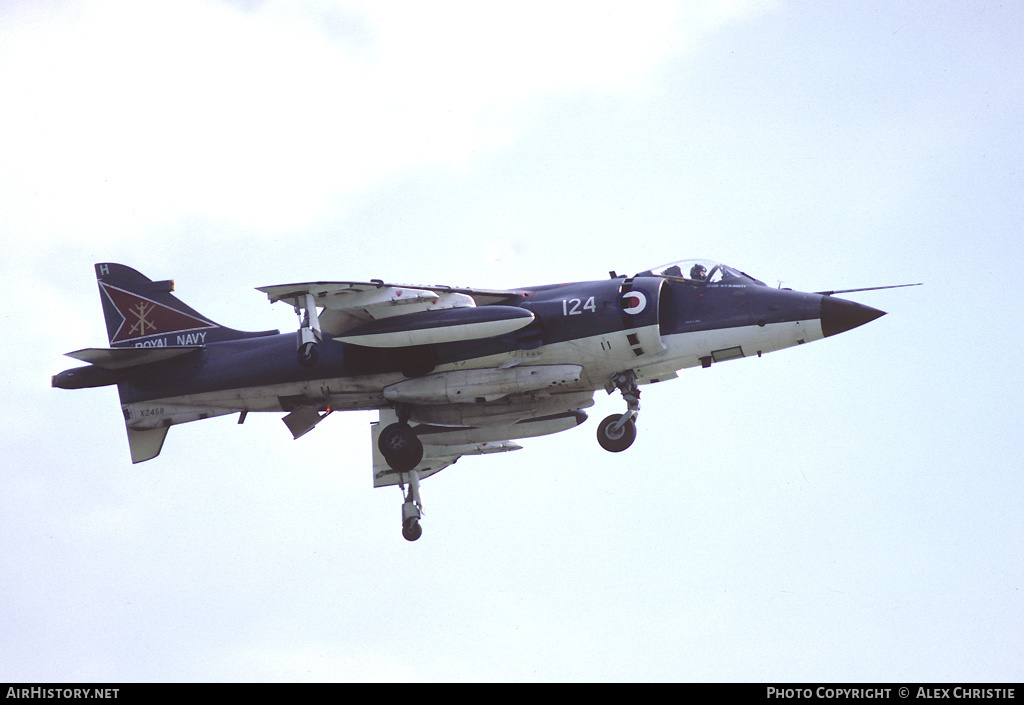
xmin=562 ymin=296 xmax=597 ymax=316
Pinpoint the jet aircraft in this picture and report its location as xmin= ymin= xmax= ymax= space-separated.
xmin=53 ymin=261 xmax=916 ymax=540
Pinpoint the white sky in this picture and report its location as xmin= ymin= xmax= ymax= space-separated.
xmin=2 ymin=0 xmax=1022 ymax=682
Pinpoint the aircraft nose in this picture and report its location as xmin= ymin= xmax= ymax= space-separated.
xmin=819 ymin=296 xmax=886 ymax=337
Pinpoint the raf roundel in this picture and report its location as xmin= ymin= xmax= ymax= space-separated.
xmin=620 ymin=291 xmax=647 ymax=315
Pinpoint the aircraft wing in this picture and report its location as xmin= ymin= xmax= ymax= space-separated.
xmin=257 ymin=280 xmax=518 ymax=312
xmin=256 ymin=280 xmax=529 ymax=344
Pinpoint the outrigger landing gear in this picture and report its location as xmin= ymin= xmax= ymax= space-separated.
xmin=400 ymin=470 xmax=424 ymax=541
xmin=295 ymin=293 xmax=321 ymax=368
xmin=597 ymin=371 xmax=640 ymax=452
xmin=297 ymin=339 xmax=319 ymax=367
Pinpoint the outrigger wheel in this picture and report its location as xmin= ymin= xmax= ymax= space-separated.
xmin=402 ymin=517 xmax=423 ymax=542
xmin=295 ymin=292 xmax=322 ymax=368
xmin=297 ymin=341 xmax=319 ymax=368
xmin=400 ymin=468 xmax=424 ymax=541
xmin=378 ymin=422 xmax=424 ymax=472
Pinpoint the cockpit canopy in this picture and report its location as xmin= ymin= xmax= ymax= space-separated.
xmin=639 ymin=259 xmax=766 ymax=286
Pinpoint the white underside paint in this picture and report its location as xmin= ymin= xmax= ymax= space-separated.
xmin=123 ymin=317 xmax=827 ymax=473
xmin=125 ymin=318 xmax=825 ymax=429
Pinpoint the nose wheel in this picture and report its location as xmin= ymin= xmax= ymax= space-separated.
xmin=597 ymin=413 xmax=636 ymax=452
xmin=599 ymin=371 xmax=640 ymax=452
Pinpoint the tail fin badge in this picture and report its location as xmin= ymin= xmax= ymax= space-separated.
xmin=100 ymin=282 xmax=216 ymax=345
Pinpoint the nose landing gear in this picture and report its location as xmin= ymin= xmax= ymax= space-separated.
xmin=597 ymin=413 xmax=636 ymax=452
xmin=598 ymin=371 xmax=640 ymax=452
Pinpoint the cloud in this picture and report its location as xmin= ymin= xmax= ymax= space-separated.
xmin=0 ymin=0 xmax=772 ymax=242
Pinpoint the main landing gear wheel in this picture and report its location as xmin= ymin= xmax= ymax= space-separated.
xmin=597 ymin=414 xmax=636 ymax=452
xmin=378 ymin=422 xmax=424 ymax=472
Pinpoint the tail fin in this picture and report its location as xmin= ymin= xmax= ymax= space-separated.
xmin=95 ymin=263 xmax=276 ymax=347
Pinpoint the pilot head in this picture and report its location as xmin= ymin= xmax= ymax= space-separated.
xmin=690 ymin=264 xmax=707 ymax=280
